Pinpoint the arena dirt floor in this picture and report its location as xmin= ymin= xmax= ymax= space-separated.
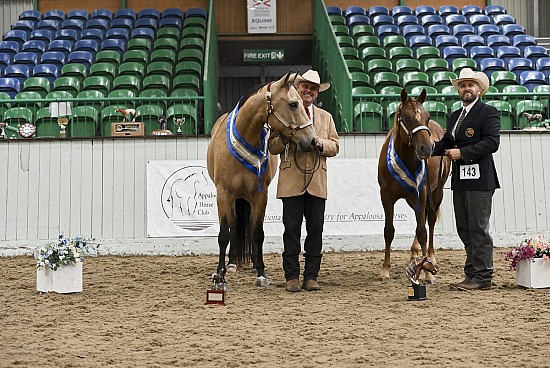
xmin=1 ymin=248 xmax=549 ymax=367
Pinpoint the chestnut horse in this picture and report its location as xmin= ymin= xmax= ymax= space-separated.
xmin=378 ymin=89 xmax=451 ymax=283
xmin=207 ymin=71 xmax=318 ymax=287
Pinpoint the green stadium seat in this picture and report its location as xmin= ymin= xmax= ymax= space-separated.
xmin=329 ymin=14 xmax=346 ymax=26
xmin=432 ymin=71 xmax=457 ymax=92
xmin=355 ymin=35 xmax=380 ymax=52
xmin=0 ymin=91 xmax=11 ymax=120
xmin=491 ymin=71 xmax=518 ymax=92
xmin=179 ymin=37 xmax=204 ymax=51
xmin=53 ymin=76 xmax=81 ymax=97
xmin=485 ymin=100 xmax=514 ymax=130
xmin=177 ymin=48 xmax=203 ymax=64
xmin=70 ymin=106 xmax=99 ymax=137
xmin=346 ymin=59 xmax=365 ymax=73
xmin=174 ymin=60 xmax=202 ymax=79
xmin=166 ymin=103 xmax=198 ymax=134
xmin=415 ymin=46 xmax=441 ymax=64
xmin=340 ymin=47 xmax=359 ymax=60
xmin=3 ymin=107 xmax=33 ymax=137
xmin=182 ymin=26 xmax=205 ymax=41
xmin=353 ymin=101 xmax=384 ymax=132
xmin=142 ymin=75 xmax=171 ymax=95
xmin=386 ymin=101 xmax=400 ymax=129
xmin=515 ymin=100 xmax=545 ymax=128
xmin=147 ymin=61 xmax=173 ymax=80
xmin=45 ymin=90 xmax=74 ymax=101
xmin=423 ymin=100 xmax=448 ymax=124
xmin=14 ymin=91 xmax=43 ymax=116
xmin=352 ymin=86 xmax=376 ymax=96
xmin=533 ymin=85 xmax=550 ymax=110
xmin=372 ymin=71 xmax=400 ymax=93
xmin=402 ymin=71 xmax=430 ymax=93
xmin=127 ymin=37 xmax=152 ymax=52
xmin=367 ymin=59 xmax=392 ymax=80
xmin=360 ymin=47 xmax=386 ymax=63
xmin=332 ymin=24 xmax=348 ymax=36
xmin=154 ymin=37 xmax=179 ymax=53
xmin=423 ymin=59 xmax=449 ymax=80
xmin=118 ymin=62 xmax=146 ymax=80
xmin=451 ymin=58 xmax=477 ymax=74
xmin=82 ymin=76 xmax=111 ymax=96
xmin=22 ymin=77 xmax=51 ymax=98
xmin=123 ymin=49 xmax=150 ymax=68
xmin=60 ymin=63 xmax=88 ymax=84
xmin=135 ymin=104 xmax=164 ymax=135
xmin=76 ymin=90 xmax=104 ymax=115
xmin=35 ymin=106 xmax=60 ymax=138
xmin=411 ymin=86 xmax=438 ymax=96
xmin=351 ymin=71 xmax=370 ymax=88
xmin=503 ymin=85 xmax=530 ymax=114
xmin=383 ymin=35 xmax=407 ymax=48
xmin=100 ymin=105 xmax=128 ymax=136
xmin=107 ymin=90 xmax=136 ymax=107
xmin=183 ymin=16 xmax=206 ymax=29
xmin=336 ymin=35 xmax=354 ymax=48
xmin=351 ymin=24 xmax=375 ymax=40
xmin=379 ymin=86 xmax=403 ymax=118
xmin=395 ymin=59 xmax=421 ymax=78
xmin=170 ymin=89 xmax=199 ymax=98
xmin=89 ymin=62 xmax=117 ymax=83
xmin=441 ymin=85 xmax=460 ymax=112
xmin=95 ymin=50 xmax=121 ymax=68
xmin=112 ymin=75 xmax=142 ymax=96
xmin=172 ymin=75 xmax=200 ymax=93
xmin=156 ymin=27 xmax=180 ymax=41
xmin=388 ymin=46 xmax=413 ymax=64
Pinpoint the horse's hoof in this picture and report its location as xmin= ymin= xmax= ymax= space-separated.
xmin=227 ymin=264 xmax=237 ymax=273
xmin=255 ymin=276 xmax=269 ymax=288
xmin=380 ymin=276 xmax=390 ymax=282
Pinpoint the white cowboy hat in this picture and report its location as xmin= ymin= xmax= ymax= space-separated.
xmin=292 ymin=70 xmax=331 ymax=92
xmin=450 ymin=67 xmax=490 ymax=96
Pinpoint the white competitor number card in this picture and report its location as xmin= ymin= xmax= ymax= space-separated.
xmin=460 ymin=164 xmax=480 ymax=179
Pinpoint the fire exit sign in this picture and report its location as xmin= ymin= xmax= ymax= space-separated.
xmin=243 ymin=49 xmax=285 ymax=62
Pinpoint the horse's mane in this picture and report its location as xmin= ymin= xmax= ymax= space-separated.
xmin=238 ymin=82 xmax=269 ymax=109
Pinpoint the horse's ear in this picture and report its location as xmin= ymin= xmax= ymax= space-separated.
xmin=418 ymin=88 xmax=427 ymax=104
xmin=282 ymin=70 xmax=293 ymax=88
xmin=400 ymin=88 xmax=408 ymax=103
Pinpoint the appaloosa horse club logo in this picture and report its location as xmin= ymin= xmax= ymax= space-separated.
xmin=161 ymin=165 xmax=217 ymax=231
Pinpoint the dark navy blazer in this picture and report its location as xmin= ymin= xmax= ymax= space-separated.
xmin=433 ymin=99 xmax=501 ymax=191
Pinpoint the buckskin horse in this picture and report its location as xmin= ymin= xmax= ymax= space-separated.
xmin=377 ymin=88 xmax=451 ymax=283
xmin=207 ymin=71 xmax=318 ymax=287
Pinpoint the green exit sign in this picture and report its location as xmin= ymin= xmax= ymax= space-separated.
xmin=243 ymin=49 xmax=285 ymax=62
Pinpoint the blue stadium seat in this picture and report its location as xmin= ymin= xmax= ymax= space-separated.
xmin=513 ymin=34 xmax=537 ymax=51
xmin=484 ymin=5 xmax=506 ymax=16
xmin=86 ymin=18 xmax=110 ymax=33
xmin=368 ymin=6 xmax=390 ymax=19
xmin=162 ymin=8 xmax=185 ymax=20
xmin=44 ymin=10 xmax=65 ymax=23
xmin=444 ymin=14 xmax=467 ymax=29
xmin=80 ymin=29 xmax=104 ymax=45
xmin=21 ymin=40 xmax=46 ymax=58
xmin=32 ymin=64 xmax=59 ymax=86
xmin=11 ymin=20 xmax=35 ymax=35
xmin=438 ymin=5 xmax=459 ymax=17
xmin=345 ymin=6 xmax=366 ymax=19
xmin=536 ymin=57 xmax=550 ymax=82
xmin=487 ymin=35 xmax=510 ymax=52
xmin=139 ymin=8 xmax=161 ymax=22
xmin=131 ymin=27 xmax=155 ymax=43
xmin=476 ymin=24 xmax=500 ymax=41
xmin=3 ymin=64 xmax=30 ymax=84
xmin=347 ymin=15 xmax=370 ymax=29
xmin=427 ymin=24 xmax=450 ymax=41
xmin=480 ymin=58 xmax=506 ymax=78
xmin=67 ymin=51 xmax=95 ymax=69
xmin=101 ymin=39 xmax=127 ymax=55
xmin=326 ymin=6 xmax=343 ymax=16
xmin=470 ymin=46 xmax=495 ymax=65
xmin=435 ymin=34 xmax=458 ymax=49
xmin=468 ymin=14 xmax=491 ymax=28
xmin=391 ymin=6 xmax=412 ymax=18
xmin=0 ymin=53 xmax=9 ymax=68
xmin=496 ymin=45 xmax=521 ymax=64
xmin=75 ymin=39 xmax=98 ymax=53
xmin=135 ymin=18 xmax=158 ymax=32
xmin=460 ymin=35 xmax=484 ymax=52
xmin=111 ymin=18 xmax=134 ymax=32
xmin=376 ymin=25 xmax=399 ymax=39
xmin=90 ymin=9 xmax=113 ymax=21
xmin=185 ymin=8 xmax=208 ymax=19
xmin=40 ymin=51 xmax=66 ymax=70
xmin=493 ymin=14 xmax=516 ymax=27
xmin=461 ymin=5 xmax=482 ymax=16
xmin=415 ymin=6 xmax=435 ymax=18
xmin=372 ymin=14 xmax=394 ymax=30
xmin=114 ymin=9 xmax=137 ymax=22
xmin=29 ymin=29 xmax=53 ymax=46
xmin=55 ymin=29 xmax=79 ymax=43
xmin=3 ymin=30 xmax=27 ymax=47
xmin=442 ymin=46 xmax=468 ymax=65
xmin=13 ymin=52 xmax=38 ymax=70
xmin=67 ymin=9 xmax=89 ymax=22
xmin=159 ymin=18 xmax=182 ymax=30
xmin=0 ymin=40 xmax=20 ymax=62
xmin=408 ymin=35 xmax=432 ymax=51
xmin=519 ymin=71 xmax=547 ymax=91
xmin=402 ymin=25 xmax=425 ymax=38
xmin=47 ymin=39 xmax=73 ymax=57
xmin=452 ymin=24 xmax=475 ymax=39
xmin=37 ymin=19 xmax=60 ymax=33
xmin=0 ymin=77 xmax=21 ymax=98
xmin=508 ymin=58 xmax=534 ymax=79
xmin=106 ymin=28 xmax=130 ymax=41
xmin=61 ymin=19 xmax=85 ymax=35
xmin=19 ymin=10 xmax=42 ymax=25
xmin=501 ymin=24 xmax=525 ymax=39
xmin=524 ymin=45 xmax=548 ymax=63
xmin=420 ymin=14 xmax=442 ymax=29
xmin=396 ymin=15 xmax=418 ymax=31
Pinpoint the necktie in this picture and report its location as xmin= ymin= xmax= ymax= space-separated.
xmin=305 ymin=106 xmax=311 ymax=120
xmin=453 ymin=108 xmax=466 ymax=139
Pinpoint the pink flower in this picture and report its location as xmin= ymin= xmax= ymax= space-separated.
xmin=542 ymin=254 xmax=549 ymax=262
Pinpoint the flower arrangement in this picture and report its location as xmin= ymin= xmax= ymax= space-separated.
xmin=34 ymin=235 xmax=97 ymax=271
xmin=504 ymin=236 xmax=550 ymax=270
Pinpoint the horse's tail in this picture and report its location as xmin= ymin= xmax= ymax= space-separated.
xmin=235 ymin=198 xmax=253 ymax=266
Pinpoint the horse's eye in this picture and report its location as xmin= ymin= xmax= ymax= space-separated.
xmin=289 ymin=102 xmax=298 ymax=109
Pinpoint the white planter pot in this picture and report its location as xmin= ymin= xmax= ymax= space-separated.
xmin=36 ymin=261 xmax=83 ymax=293
xmin=515 ymin=258 xmax=550 ymax=289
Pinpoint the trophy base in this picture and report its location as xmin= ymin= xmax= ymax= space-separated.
xmin=205 ymin=289 xmax=226 ymax=305
xmin=407 ymin=283 xmax=427 ymax=301
xmin=152 ymin=129 xmax=173 ymax=136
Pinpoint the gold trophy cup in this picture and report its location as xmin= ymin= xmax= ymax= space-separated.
xmin=57 ymin=117 xmax=69 ymax=138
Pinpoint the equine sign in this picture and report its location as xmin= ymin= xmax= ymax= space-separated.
xmin=247 ymin=0 xmax=276 ymax=33
xmin=146 ymin=159 xmax=415 ymax=237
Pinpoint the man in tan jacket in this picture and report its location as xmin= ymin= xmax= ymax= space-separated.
xmin=268 ymin=70 xmax=340 ymax=292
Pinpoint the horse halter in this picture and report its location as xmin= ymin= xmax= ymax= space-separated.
xmin=397 ymin=100 xmax=431 ymax=146
xmin=264 ymin=82 xmax=313 ymax=137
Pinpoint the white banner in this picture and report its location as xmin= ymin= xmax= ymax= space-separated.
xmin=247 ymin=0 xmax=276 ymax=34
xmin=147 ymin=159 xmax=416 ymax=237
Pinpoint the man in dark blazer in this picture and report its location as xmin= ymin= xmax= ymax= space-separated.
xmin=432 ymin=68 xmax=501 ymax=291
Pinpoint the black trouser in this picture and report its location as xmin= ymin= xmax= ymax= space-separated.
xmin=453 ymin=190 xmax=494 ymax=284
xmin=281 ymin=192 xmax=325 ymax=281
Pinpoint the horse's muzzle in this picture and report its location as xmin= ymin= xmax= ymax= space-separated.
xmin=298 ymin=138 xmax=317 ymax=152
